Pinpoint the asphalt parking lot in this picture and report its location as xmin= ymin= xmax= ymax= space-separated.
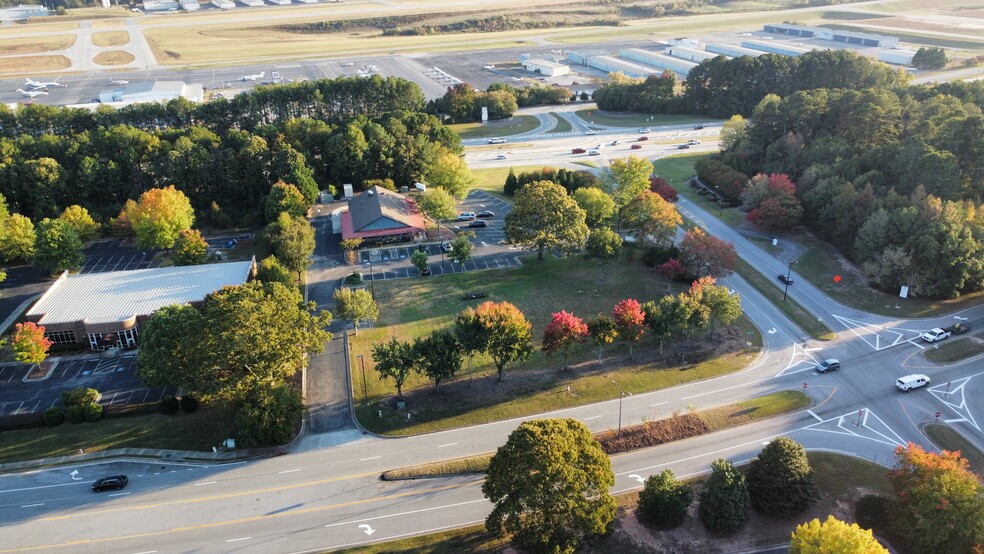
xmin=0 ymin=355 xmax=176 ymax=417
xmin=80 ymin=239 xmax=160 ymax=274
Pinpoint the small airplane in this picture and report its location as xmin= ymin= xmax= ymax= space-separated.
xmin=24 ymin=77 xmax=66 ymax=89
xmin=109 ymin=79 xmax=129 ymax=86
xmin=240 ymin=71 xmax=265 ymax=81
xmin=17 ymin=88 xmax=49 ymax=98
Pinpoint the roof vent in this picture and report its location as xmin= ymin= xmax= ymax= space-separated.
xmin=367 ymin=190 xmax=375 ymax=196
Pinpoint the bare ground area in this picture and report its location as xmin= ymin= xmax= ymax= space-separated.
xmin=0 ymin=55 xmax=71 ymax=73
xmin=93 ymin=50 xmax=135 ymax=66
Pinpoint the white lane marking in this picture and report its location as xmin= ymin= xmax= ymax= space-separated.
xmin=316 ymin=520 xmax=486 ymax=553
xmin=359 ymin=456 xmax=381 ymax=461
xmin=583 ymin=415 xmax=602 ymax=421
xmin=650 ymin=402 xmax=667 ymax=407
xmin=806 ymin=409 xmax=824 ymax=422
xmin=324 ymin=499 xmax=487 ymax=529
xmin=437 ymin=443 xmax=458 ymax=448
xmin=193 ymin=481 xmax=216 ymax=486
xmin=226 ymin=537 xmax=252 ymax=542
xmin=0 ymin=482 xmax=88 ymax=495
xmin=20 ymin=503 xmax=44 ymax=508
xmin=278 ymin=469 xmax=301 ymax=474
xmin=132 ymin=551 xmax=158 ymax=554
xmin=108 ymin=492 xmax=130 ymax=497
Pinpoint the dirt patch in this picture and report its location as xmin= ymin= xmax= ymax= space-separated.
xmin=93 ymin=50 xmax=135 ymax=66
xmin=0 ymin=55 xmax=71 ymax=73
xmin=92 ymin=31 xmax=130 ymax=48
xmin=599 ymin=413 xmax=710 ymax=454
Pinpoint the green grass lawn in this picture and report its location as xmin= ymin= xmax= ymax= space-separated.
xmin=351 ymin=255 xmax=762 ymax=435
xmin=470 ymin=165 xmax=549 ymax=196
xmin=795 ymin=233 xmax=984 ymax=318
xmin=546 ymin=113 xmax=572 ymax=134
xmin=449 ymin=115 xmax=540 ymax=139
xmin=923 ymin=336 xmax=984 ymax=364
xmin=736 ymin=258 xmax=837 ymax=341
xmin=0 ymin=407 xmax=237 ymax=464
xmin=808 ymin=451 xmax=891 ymax=497
xmin=575 ymin=110 xmax=711 ymax=128
xmin=924 ymin=424 xmax=984 ymax=476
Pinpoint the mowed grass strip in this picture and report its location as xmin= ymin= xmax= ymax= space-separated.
xmin=350 ymin=255 xmax=761 ymax=435
xmin=0 ymin=55 xmax=71 ymax=73
xmin=924 ymin=424 xmax=984 ymax=477
xmin=379 ymin=390 xmax=809 ymax=480
xmin=923 ymin=336 xmax=984 ymax=364
xmin=91 ymin=30 xmax=130 ymax=47
xmin=546 ymin=113 xmax=573 ymax=133
xmin=470 ymin=165 xmax=543 ymax=197
xmin=575 ymin=109 xmax=711 ymax=128
xmin=0 ymin=35 xmax=75 ymax=56
xmin=736 ymin=258 xmax=837 ymax=341
xmin=449 ymin=115 xmax=540 ymax=139
xmin=0 ymin=407 xmax=236 ymax=464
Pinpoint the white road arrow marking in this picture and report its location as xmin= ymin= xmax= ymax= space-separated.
xmin=69 ymin=470 xmax=81 ymax=481
xmin=628 ymin=474 xmax=645 ymax=483
xmin=954 ymin=316 xmax=968 ymax=321
xmin=359 ymin=524 xmax=376 ymax=536
xmin=767 ymin=328 xmax=777 ymax=334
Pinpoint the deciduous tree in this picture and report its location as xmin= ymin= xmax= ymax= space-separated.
xmin=59 ymin=205 xmax=100 ymax=242
xmin=426 ymin=150 xmax=474 ymax=199
xmin=699 ymin=458 xmax=749 ymax=532
xmin=600 ymin=155 xmax=653 ymax=230
xmin=449 ymin=235 xmax=473 ymax=264
xmin=888 ymin=442 xmax=984 ymax=552
xmin=789 ymin=515 xmax=888 ymax=554
xmin=573 ymin=187 xmax=616 ymax=227
xmin=474 ymin=301 xmax=533 ymax=382
xmin=484 ymin=418 xmax=616 ymax=554
xmin=0 ymin=213 xmax=35 ymax=262
xmin=679 ymin=228 xmax=737 ymax=278
xmin=256 ymin=255 xmax=293 ymax=287
xmin=33 ymin=218 xmax=83 ymax=274
xmin=641 ymin=295 xmax=687 ymax=354
xmin=612 ymin=298 xmax=645 ymax=358
xmin=235 ymin=383 xmax=303 ymax=447
xmin=638 ymin=470 xmax=693 ymax=528
xmin=122 ymin=185 xmax=195 ymax=250
xmin=264 ymin=181 xmax=309 ymax=223
xmin=265 ymin=212 xmax=315 ymax=280
xmin=747 ymin=437 xmax=820 ymax=517
xmin=12 ymin=322 xmax=52 ymax=364
xmin=416 ymin=187 xmax=457 ymax=223
xmin=621 ymin=190 xmax=682 ymax=245
xmin=588 ymin=315 xmax=618 ymax=362
xmin=370 ymin=336 xmax=417 ymax=399
xmin=504 ymin=180 xmax=588 ymax=261
xmin=410 ymin=249 xmax=429 ymax=275
xmin=657 ymin=258 xmax=685 ymax=290
xmin=454 ymin=307 xmax=486 ymax=378
xmin=413 ymin=330 xmax=461 ymax=391
xmin=585 ymin=227 xmax=622 ymax=281
xmin=171 ymin=228 xmax=208 ymax=266
xmin=541 ymin=310 xmax=588 ymax=370
xmin=689 ymin=276 xmax=742 ymax=329
xmin=332 ymin=287 xmax=378 ymax=335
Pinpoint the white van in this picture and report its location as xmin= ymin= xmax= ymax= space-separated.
xmin=588 ymin=149 xmax=600 ymax=156
xmin=488 ymin=137 xmax=506 ymax=144
xmin=896 ymin=374 xmax=930 ymax=392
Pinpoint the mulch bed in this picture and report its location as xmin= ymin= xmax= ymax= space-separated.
xmin=598 ymin=413 xmax=710 ymax=455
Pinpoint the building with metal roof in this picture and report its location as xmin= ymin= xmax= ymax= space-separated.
xmin=619 ymin=48 xmax=699 ymax=77
xmin=705 ymin=43 xmax=765 ymax=58
xmin=664 ymin=46 xmax=720 ymax=64
xmin=0 ymin=4 xmax=48 ymax=20
xmin=26 ymin=259 xmax=256 ymax=350
xmin=763 ymin=23 xmax=898 ymax=48
xmin=521 ymin=59 xmax=570 ymax=77
xmin=741 ymin=40 xmax=814 ymax=57
xmin=98 ymin=80 xmax=204 ymax=105
xmin=340 ymin=186 xmax=426 ymax=246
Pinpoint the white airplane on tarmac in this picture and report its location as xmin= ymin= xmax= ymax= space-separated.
xmin=24 ymin=77 xmax=66 ymax=89
xmin=240 ymin=71 xmax=265 ymax=81
xmin=17 ymin=88 xmax=49 ymax=98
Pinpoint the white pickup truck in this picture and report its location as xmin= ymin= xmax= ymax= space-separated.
xmin=921 ymin=328 xmax=951 ymax=343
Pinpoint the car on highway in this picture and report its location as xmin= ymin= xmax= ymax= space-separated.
xmin=637 ymin=136 xmax=649 ymax=142
xmin=631 ymin=144 xmax=643 ymax=150
xmin=496 ymin=154 xmax=507 ymax=160
xmin=896 ymin=374 xmax=930 ymax=392
xmin=688 ymin=139 xmax=701 ymax=145
xmin=921 ymin=328 xmax=950 ymax=343
xmin=585 ymin=130 xmax=597 ymax=135
xmin=92 ymin=475 xmax=128 ymax=492
xmin=488 ymin=137 xmax=506 ymax=144
xmin=441 ymin=242 xmax=453 ymax=253
xmin=815 ymin=359 xmax=840 ymax=373
xmin=610 ymin=140 xmax=620 ymax=146
xmin=571 ymin=148 xmax=586 ymax=154
xmin=639 ymin=127 xmax=651 ymax=133
xmin=778 ymin=274 xmax=793 ymax=285
xmin=477 ymin=211 xmax=495 ymax=218
xmin=677 ymin=144 xmax=690 ymax=149
xmin=694 ymin=124 xmax=705 ymax=130
xmin=456 ymin=212 xmax=476 ymax=221
xmin=588 ymin=149 xmax=600 ymax=156
xmin=469 ymin=220 xmax=488 ymax=228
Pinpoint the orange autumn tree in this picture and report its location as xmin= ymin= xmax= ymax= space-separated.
xmin=13 ymin=322 xmax=53 ymax=364
xmin=888 ymin=442 xmax=984 ymax=553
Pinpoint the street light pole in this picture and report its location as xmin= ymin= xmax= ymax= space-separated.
xmin=357 ymin=354 xmax=368 ymax=406
xmin=611 ymin=379 xmax=630 ymax=438
xmin=782 ymin=260 xmax=793 ymax=301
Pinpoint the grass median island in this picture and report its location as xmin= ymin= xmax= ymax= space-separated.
xmin=736 ymin=258 xmax=837 ymax=341
xmin=924 ymin=424 xmax=984 ymax=476
xmin=546 ymin=113 xmax=573 ymax=134
xmin=91 ymin=30 xmax=130 ymax=47
xmin=381 ymin=390 xmax=810 ymax=480
xmin=351 ymin=255 xmax=762 ymax=436
xmin=449 ymin=116 xmax=540 ymax=139
xmin=923 ymin=336 xmax=984 ymax=364
xmin=0 ymin=407 xmax=236 ymax=465
xmin=574 ymin=110 xmax=710 ymax=128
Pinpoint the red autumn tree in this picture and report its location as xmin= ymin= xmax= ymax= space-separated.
xmin=12 ymin=322 xmax=53 ymax=364
xmin=612 ymin=298 xmax=646 ymax=358
xmin=742 ymin=173 xmax=802 ymax=229
xmin=541 ymin=310 xmax=589 ymax=370
xmin=649 ymin=176 xmax=679 ymax=203
xmin=679 ymin=228 xmax=737 ymax=278
xmin=656 ymin=258 xmax=685 ymax=290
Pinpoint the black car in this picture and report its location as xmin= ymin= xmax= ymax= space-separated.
xmin=468 ymin=220 xmax=488 ymax=228
xmin=777 ymin=274 xmax=793 ymax=285
xmin=419 ymin=268 xmax=431 ymax=276
xmin=676 ymin=144 xmax=690 ymax=149
xmin=477 ymin=211 xmax=495 ymax=218
xmin=694 ymin=124 xmax=705 ymax=130
xmin=92 ymin=475 xmax=128 ymax=492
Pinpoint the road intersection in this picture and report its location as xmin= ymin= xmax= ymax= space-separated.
xmin=1 ymin=127 xmax=983 ymax=552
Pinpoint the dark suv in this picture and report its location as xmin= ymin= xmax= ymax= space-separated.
xmin=92 ymin=475 xmax=128 ymax=492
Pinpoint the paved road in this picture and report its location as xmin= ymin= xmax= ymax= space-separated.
xmin=2 ymin=133 xmax=983 ymax=551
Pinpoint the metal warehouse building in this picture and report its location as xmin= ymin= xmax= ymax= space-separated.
xmin=620 ymin=48 xmax=698 ymax=77
xmin=99 ymin=80 xmax=205 ymax=104
xmin=878 ymin=49 xmax=917 ymax=65
xmin=26 ymin=260 xmax=256 ymax=350
xmin=762 ymin=23 xmax=899 ymax=48
xmin=664 ymin=46 xmax=720 ymax=64
xmin=0 ymin=4 xmax=47 ymax=20
xmin=741 ymin=40 xmax=813 ymax=57
xmin=705 ymin=43 xmax=765 ymax=58
xmin=569 ymin=51 xmax=661 ymax=78
xmin=521 ymin=59 xmax=570 ymax=76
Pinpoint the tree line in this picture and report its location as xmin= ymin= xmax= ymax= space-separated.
xmin=426 ymin=82 xmax=575 ymax=124
xmin=713 ymin=82 xmax=984 ymax=298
